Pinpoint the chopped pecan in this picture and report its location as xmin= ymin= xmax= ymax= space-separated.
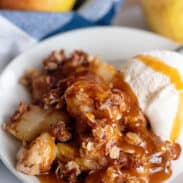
xmin=50 ymin=121 xmax=72 ymax=142
xmin=43 ymin=50 xmax=65 ymax=71
xmin=125 ymin=132 xmax=142 ymax=145
xmin=43 ymin=88 xmax=65 ymax=109
xmin=55 ymin=160 xmax=81 ymax=183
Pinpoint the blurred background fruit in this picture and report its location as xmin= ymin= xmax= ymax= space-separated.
xmin=0 ymin=0 xmax=76 ymax=12
xmin=141 ymin=0 xmax=183 ymax=43
xmin=74 ymin=0 xmax=85 ymax=10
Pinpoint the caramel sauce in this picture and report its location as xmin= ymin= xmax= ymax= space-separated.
xmin=38 ymin=174 xmax=65 ymax=183
xmin=171 ymin=92 xmax=183 ymax=141
xmin=37 ymin=70 xmax=173 ymax=183
xmin=135 ymin=55 xmax=183 ymax=141
xmin=20 ymin=51 xmax=180 ymax=183
xmin=149 ymin=170 xmax=171 ymax=183
xmin=37 ymin=169 xmax=171 ymax=183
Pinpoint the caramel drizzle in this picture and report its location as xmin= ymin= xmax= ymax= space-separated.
xmin=135 ymin=55 xmax=183 ymax=141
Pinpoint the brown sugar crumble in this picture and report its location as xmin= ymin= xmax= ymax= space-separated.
xmin=5 ymin=50 xmax=181 ymax=183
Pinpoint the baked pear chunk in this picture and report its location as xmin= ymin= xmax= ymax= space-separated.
xmin=5 ymin=103 xmax=69 ymax=142
xmin=16 ymin=132 xmax=56 ymax=175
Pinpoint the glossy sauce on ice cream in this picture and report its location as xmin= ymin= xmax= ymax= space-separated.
xmin=136 ymin=54 xmax=183 ymax=141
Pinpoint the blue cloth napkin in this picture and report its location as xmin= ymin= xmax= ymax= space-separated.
xmin=0 ymin=0 xmax=122 ymax=71
xmin=0 ymin=0 xmax=122 ymax=40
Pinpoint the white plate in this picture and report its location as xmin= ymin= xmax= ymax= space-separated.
xmin=0 ymin=26 xmax=182 ymax=183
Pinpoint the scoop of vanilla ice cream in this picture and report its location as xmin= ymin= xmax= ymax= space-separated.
xmin=121 ymin=50 xmax=183 ymax=182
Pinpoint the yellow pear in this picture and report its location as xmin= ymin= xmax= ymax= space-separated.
xmin=0 ymin=0 xmax=75 ymax=12
xmin=141 ymin=0 xmax=183 ymax=43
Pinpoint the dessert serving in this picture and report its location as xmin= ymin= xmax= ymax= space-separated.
xmin=3 ymin=50 xmax=182 ymax=183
